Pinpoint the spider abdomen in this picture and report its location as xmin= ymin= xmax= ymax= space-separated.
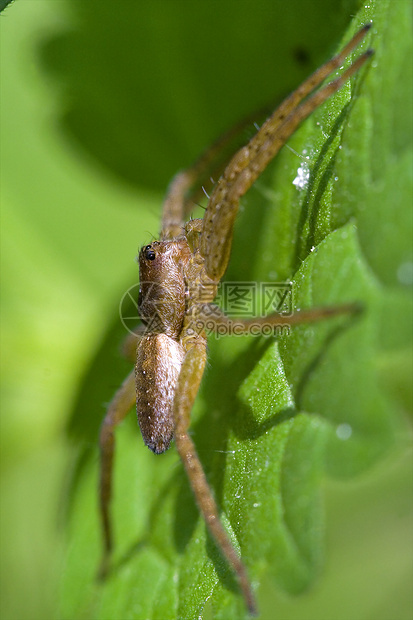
xmin=135 ymin=333 xmax=185 ymax=454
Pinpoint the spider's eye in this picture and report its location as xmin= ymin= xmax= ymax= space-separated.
xmin=145 ymin=248 xmax=156 ymax=261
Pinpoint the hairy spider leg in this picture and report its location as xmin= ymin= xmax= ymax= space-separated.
xmin=160 ymin=120 xmax=270 ymax=240
xmin=179 ymin=101 xmax=290 ymax=219
xmin=162 ymin=25 xmax=371 ymax=245
xmin=160 ymin=117 xmax=271 ymax=241
xmin=198 ymin=302 xmax=362 ymax=336
xmin=99 ymin=370 xmax=137 ymax=576
xmin=161 ymin=170 xmax=199 ymax=240
xmin=121 ymin=324 xmax=147 ymax=362
xmin=160 ymin=89 xmax=304 ymax=240
xmin=201 ymin=26 xmax=372 ymax=281
xmin=173 ymin=343 xmax=257 ymax=615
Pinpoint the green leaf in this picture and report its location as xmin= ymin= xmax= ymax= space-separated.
xmin=60 ymin=3 xmax=410 ymax=619
xmin=59 ymin=1 xmax=412 ymax=618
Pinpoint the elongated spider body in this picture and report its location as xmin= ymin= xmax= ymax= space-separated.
xmin=98 ymin=25 xmax=373 ymax=614
xmin=136 ymin=235 xmax=198 ymax=453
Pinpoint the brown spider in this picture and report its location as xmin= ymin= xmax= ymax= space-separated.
xmin=99 ymin=25 xmax=372 ymax=615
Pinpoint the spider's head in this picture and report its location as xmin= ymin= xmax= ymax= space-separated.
xmin=137 ymin=238 xmax=191 ymax=339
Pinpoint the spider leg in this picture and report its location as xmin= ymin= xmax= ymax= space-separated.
xmin=161 ymin=170 xmax=198 ymax=240
xmin=161 ymin=99 xmax=287 ymax=240
xmin=98 ymin=369 xmax=136 ymax=577
xmin=201 ymin=26 xmax=373 ymax=281
xmin=181 ymin=101 xmax=280 ymax=214
xmin=198 ymin=302 xmax=361 ymax=334
xmin=121 ymin=324 xmax=146 ymax=363
xmin=173 ymin=343 xmax=257 ymax=615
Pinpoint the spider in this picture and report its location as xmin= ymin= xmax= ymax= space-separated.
xmin=99 ymin=25 xmax=372 ymax=615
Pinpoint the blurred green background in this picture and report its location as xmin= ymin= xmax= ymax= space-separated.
xmin=1 ymin=1 xmax=412 ymax=619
